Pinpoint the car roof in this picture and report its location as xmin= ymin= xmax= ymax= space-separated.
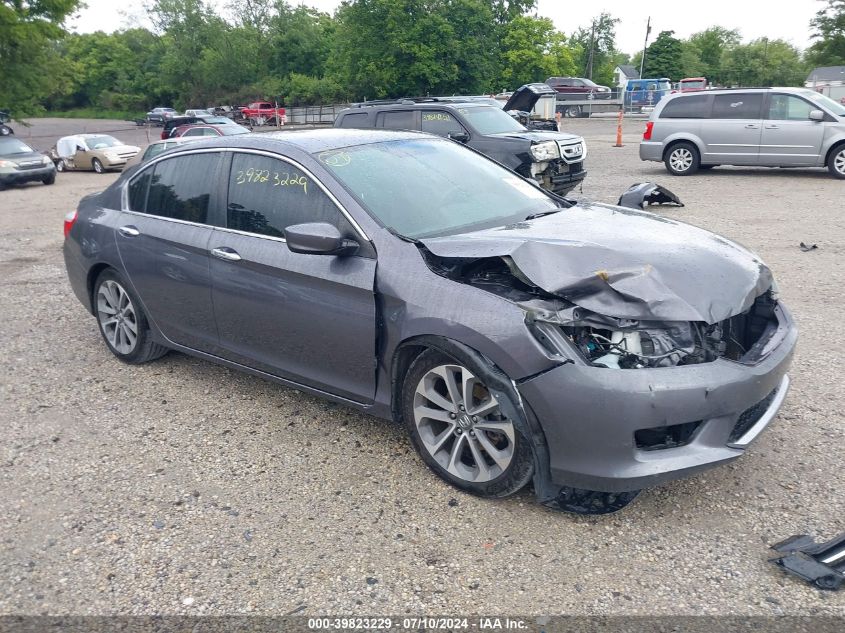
xmin=166 ymin=129 xmax=430 ymax=155
xmin=346 ymin=101 xmax=491 ymax=111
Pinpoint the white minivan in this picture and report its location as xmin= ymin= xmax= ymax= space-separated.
xmin=639 ymin=87 xmax=845 ymax=178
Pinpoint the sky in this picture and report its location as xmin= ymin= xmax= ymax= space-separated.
xmin=70 ymin=0 xmax=821 ymax=56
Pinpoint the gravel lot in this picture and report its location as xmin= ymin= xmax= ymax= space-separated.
xmin=1 ymin=117 xmax=843 ymax=617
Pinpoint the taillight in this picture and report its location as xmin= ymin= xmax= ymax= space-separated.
xmin=160 ymin=130 xmax=168 ymax=140
xmin=643 ymin=121 xmax=654 ymax=141
xmin=64 ymin=210 xmax=78 ymax=238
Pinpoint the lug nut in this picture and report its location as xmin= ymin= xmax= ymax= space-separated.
xmin=449 ymin=413 xmax=456 ymax=419
xmin=471 ymin=416 xmax=478 ymax=422
xmin=459 ymin=405 xmax=465 ymax=411
xmin=456 ymin=428 xmax=463 ymax=434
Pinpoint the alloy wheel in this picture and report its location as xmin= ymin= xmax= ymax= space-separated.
xmin=412 ymin=364 xmax=515 ymax=483
xmin=97 ymin=280 xmax=138 ymax=355
xmin=670 ymin=148 xmax=693 ymax=172
xmin=92 ymin=159 xmax=104 ymax=174
xmin=835 ymin=149 xmax=845 ymax=176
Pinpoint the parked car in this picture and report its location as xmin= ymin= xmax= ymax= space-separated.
xmin=62 ymin=129 xmax=796 ymax=514
xmin=50 ymin=134 xmax=140 ymax=173
xmin=624 ymin=78 xmax=673 ymax=111
xmin=241 ymin=102 xmax=286 ymax=125
xmin=0 ymin=111 xmax=13 ymax=136
xmin=545 ymin=77 xmax=613 ymax=100
xmin=170 ymin=123 xmax=251 ymax=138
xmin=161 ymin=115 xmax=248 ymax=140
xmin=124 ymin=137 xmax=204 ymax=169
xmin=502 ymin=82 xmax=560 ymax=130
xmin=0 ymin=136 xmax=55 ymax=189
xmin=334 ymin=99 xmax=587 ymax=195
xmin=184 ymin=109 xmax=213 ymax=117
xmin=146 ymin=108 xmax=177 ymax=124
xmin=677 ymin=77 xmax=709 ymax=92
xmin=640 ymin=87 xmax=845 ymax=178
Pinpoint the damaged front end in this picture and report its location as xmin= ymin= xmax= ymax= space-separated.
xmin=419 ymin=246 xmax=781 ymax=371
xmin=523 ymin=290 xmax=780 ymax=370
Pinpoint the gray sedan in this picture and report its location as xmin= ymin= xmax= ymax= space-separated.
xmin=62 ymin=130 xmax=796 ymax=514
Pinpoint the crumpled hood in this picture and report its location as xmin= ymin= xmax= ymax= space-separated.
xmin=487 ymin=130 xmax=582 ymax=143
xmin=420 ymin=202 xmax=773 ymax=324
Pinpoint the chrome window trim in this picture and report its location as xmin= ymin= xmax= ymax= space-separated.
xmin=122 ymin=146 xmax=371 ymax=243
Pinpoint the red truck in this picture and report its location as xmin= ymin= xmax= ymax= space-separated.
xmin=240 ymin=102 xmax=286 ymax=125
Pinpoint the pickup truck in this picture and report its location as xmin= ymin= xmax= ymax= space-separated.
xmin=240 ymin=102 xmax=286 ymax=125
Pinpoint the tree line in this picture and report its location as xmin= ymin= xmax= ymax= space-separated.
xmin=2 ymin=0 xmax=843 ymax=116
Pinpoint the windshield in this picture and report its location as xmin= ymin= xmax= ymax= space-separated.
xmin=220 ymin=124 xmax=250 ymax=135
xmin=0 ymin=138 xmax=35 ymax=155
xmin=681 ymin=80 xmax=705 ymax=89
xmin=458 ymin=106 xmax=526 ymax=134
xmin=803 ymin=90 xmax=845 ymax=116
xmin=85 ymin=135 xmax=122 ymax=149
xmin=318 ymin=138 xmax=559 ymax=239
xmin=202 ymin=116 xmax=236 ymax=125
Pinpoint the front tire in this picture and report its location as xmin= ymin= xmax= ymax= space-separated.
xmin=94 ymin=269 xmax=168 ymax=364
xmin=828 ymin=145 xmax=845 ymax=179
xmin=401 ymin=350 xmax=534 ymax=498
xmin=42 ymin=173 xmax=56 ymax=185
xmin=92 ymin=158 xmax=105 ymax=173
xmin=664 ymin=142 xmax=700 ymax=176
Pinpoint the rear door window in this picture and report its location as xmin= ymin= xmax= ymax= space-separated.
xmin=378 ymin=110 xmax=416 ymax=130
xmin=712 ymin=93 xmax=764 ymax=119
xmin=660 ymin=94 xmax=711 ymax=118
xmin=339 ymin=112 xmax=370 ymax=128
xmin=144 ymin=153 xmax=220 ymax=223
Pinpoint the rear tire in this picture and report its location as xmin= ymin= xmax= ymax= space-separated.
xmin=94 ymin=269 xmax=169 ymax=364
xmin=56 ymin=159 xmax=66 ymax=172
xmin=664 ymin=142 xmax=700 ymax=176
xmin=401 ymin=350 xmax=534 ymax=499
xmin=828 ymin=145 xmax=845 ymax=179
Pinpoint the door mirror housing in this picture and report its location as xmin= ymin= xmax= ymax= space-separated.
xmin=76 ymin=145 xmax=86 ymax=152
xmin=284 ymin=222 xmax=359 ymax=256
xmin=448 ymin=131 xmax=470 ymax=143
xmin=809 ymin=109 xmax=825 ymax=122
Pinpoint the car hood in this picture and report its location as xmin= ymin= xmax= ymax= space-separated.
xmin=486 ymin=130 xmax=582 ymax=144
xmin=420 ymin=202 xmax=773 ymax=324
xmin=503 ymin=83 xmax=557 ymax=113
xmin=2 ymin=151 xmax=46 ymax=166
xmin=96 ymin=145 xmax=140 ymax=154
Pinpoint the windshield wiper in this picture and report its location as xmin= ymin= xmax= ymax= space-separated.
xmin=525 ymin=209 xmax=561 ymax=221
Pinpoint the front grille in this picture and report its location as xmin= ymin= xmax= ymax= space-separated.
xmin=729 ymin=388 xmax=778 ymax=443
xmin=17 ymin=160 xmax=43 ymax=171
xmin=557 ymin=141 xmax=583 ymax=162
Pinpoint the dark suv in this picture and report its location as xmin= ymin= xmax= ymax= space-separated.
xmin=334 ymin=100 xmax=587 ymax=195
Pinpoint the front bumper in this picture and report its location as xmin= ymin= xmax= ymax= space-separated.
xmin=518 ymin=303 xmax=797 ymax=492
xmin=537 ymin=160 xmax=587 ymax=195
xmin=0 ymin=165 xmax=54 ymax=185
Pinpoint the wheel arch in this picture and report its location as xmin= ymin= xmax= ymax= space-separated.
xmin=86 ymin=262 xmax=114 ymax=314
xmin=390 ymin=334 xmax=556 ymax=502
xmin=661 ymin=136 xmax=704 ymax=162
xmin=823 ymin=138 xmax=845 ymax=167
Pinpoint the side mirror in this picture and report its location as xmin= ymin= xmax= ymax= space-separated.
xmin=809 ymin=109 xmax=825 ymax=122
xmin=284 ymin=222 xmax=359 ymax=256
xmin=76 ymin=145 xmax=86 ymax=152
xmin=448 ymin=131 xmax=469 ymax=143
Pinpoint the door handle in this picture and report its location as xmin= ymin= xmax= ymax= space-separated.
xmin=118 ymin=225 xmax=140 ymax=237
xmin=744 ymin=124 xmax=759 ymax=129
xmin=211 ymin=247 xmax=242 ymax=262
xmin=765 ymin=124 xmax=779 ymax=129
